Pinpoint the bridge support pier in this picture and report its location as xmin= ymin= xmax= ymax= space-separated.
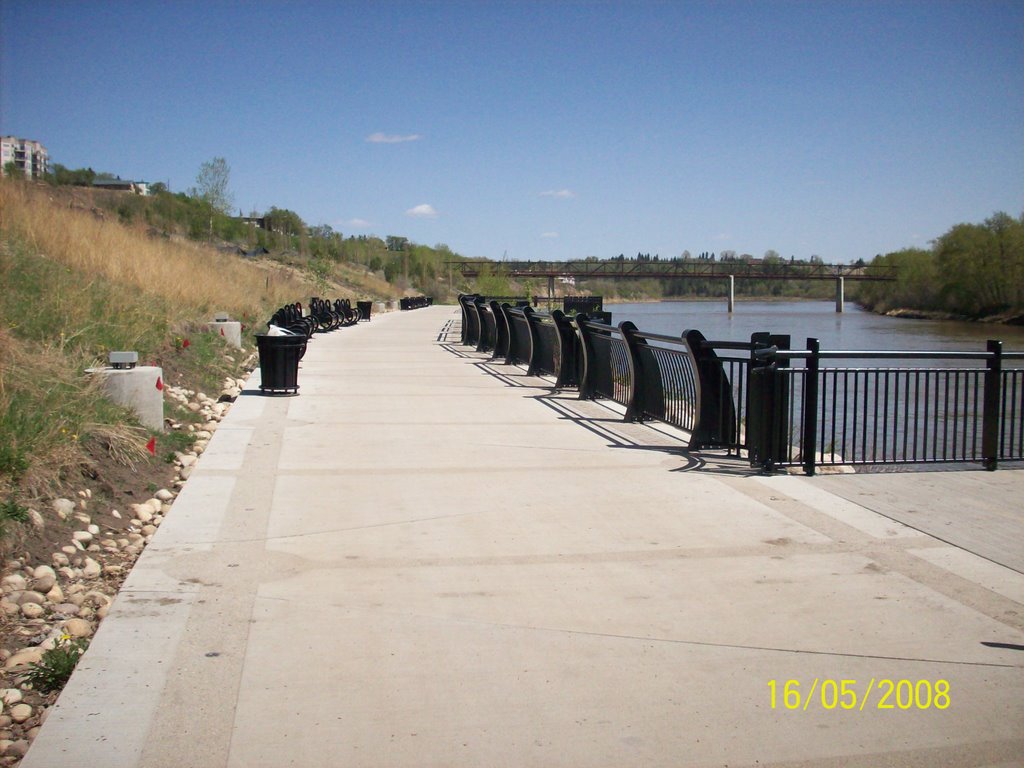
xmin=835 ymin=276 xmax=845 ymax=313
xmin=727 ymin=275 xmax=735 ymax=313
xmin=547 ymin=275 xmax=555 ymax=309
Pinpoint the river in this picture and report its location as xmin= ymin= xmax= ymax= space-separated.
xmin=606 ymin=300 xmax=1024 ymax=354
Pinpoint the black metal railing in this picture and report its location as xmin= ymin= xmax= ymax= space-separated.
xmin=504 ymin=305 xmax=535 ymax=368
xmin=748 ymin=339 xmax=1024 ymax=473
xmin=563 ymin=295 xmax=604 ymax=314
xmin=458 ymin=294 xmax=529 ymax=348
xmin=576 ymin=316 xmax=632 ymax=406
xmin=456 ymin=305 xmax=1024 ymax=474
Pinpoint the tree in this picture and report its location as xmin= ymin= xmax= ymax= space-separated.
xmin=191 ymin=157 xmax=233 ymax=214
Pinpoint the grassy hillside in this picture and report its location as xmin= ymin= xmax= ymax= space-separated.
xmin=0 ymin=179 xmax=325 ymax=517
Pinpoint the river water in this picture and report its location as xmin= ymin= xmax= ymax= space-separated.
xmin=606 ymin=300 xmax=1024 ymax=354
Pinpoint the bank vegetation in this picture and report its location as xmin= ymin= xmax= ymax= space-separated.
xmin=857 ymin=212 xmax=1024 ymax=322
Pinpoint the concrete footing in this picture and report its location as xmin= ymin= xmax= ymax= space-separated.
xmin=208 ymin=320 xmax=243 ymax=348
xmin=87 ymin=365 xmax=164 ymax=430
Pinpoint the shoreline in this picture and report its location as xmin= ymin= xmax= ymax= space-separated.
xmin=602 ymin=297 xmax=1024 ymax=325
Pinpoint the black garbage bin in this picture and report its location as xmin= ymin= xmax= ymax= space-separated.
xmin=356 ymin=301 xmax=372 ymax=321
xmin=255 ymin=333 xmax=306 ymax=394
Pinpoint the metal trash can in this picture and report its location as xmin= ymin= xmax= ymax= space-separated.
xmin=357 ymin=301 xmax=372 ymax=321
xmin=255 ymin=333 xmax=306 ymax=394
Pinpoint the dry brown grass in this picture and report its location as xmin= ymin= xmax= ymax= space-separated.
xmin=0 ymin=180 xmax=316 ymax=321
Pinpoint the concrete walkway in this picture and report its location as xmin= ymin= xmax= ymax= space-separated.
xmin=24 ymin=306 xmax=1024 ymax=768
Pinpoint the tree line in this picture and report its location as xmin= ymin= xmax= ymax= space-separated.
xmin=857 ymin=212 xmax=1024 ymax=319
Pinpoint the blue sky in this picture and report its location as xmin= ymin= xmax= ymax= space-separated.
xmin=2 ymin=1 xmax=1022 ymax=263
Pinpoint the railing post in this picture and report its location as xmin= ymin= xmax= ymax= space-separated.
xmin=683 ymin=329 xmax=737 ymax=450
xmin=619 ymin=321 xmax=644 ymax=422
xmin=550 ymin=310 xmax=579 ymax=388
xmin=982 ymin=339 xmax=1002 ymax=471
xmin=801 ymin=338 xmax=820 ymax=476
xmin=747 ymin=333 xmax=790 ymax=471
xmin=523 ymin=306 xmax=542 ymax=376
xmin=747 ymin=335 xmax=773 ymax=470
xmin=490 ymin=300 xmax=509 ymax=360
xmin=574 ymin=314 xmax=595 ymax=400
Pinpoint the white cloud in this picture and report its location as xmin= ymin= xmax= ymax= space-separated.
xmin=366 ymin=132 xmax=421 ymax=144
xmin=540 ymin=189 xmax=576 ymax=199
xmin=541 ymin=231 xmax=559 ymax=239
xmin=405 ymin=203 xmax=438 ymax=218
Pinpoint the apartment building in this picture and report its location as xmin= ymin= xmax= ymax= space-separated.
xmin=1 ymin=136 xmax=49 ymax=179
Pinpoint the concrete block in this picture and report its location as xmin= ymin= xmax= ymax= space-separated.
xmin=208 ymin=320 xmax=243 ymax=349
xmin=87 ymin=366 xmax=164 ymax=431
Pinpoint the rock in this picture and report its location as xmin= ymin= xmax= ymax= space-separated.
xmin=16 ymin=591 xmax=46 ymax=606
xmin=63 ymin=618 xmax=93 ymax=638
xmin=72 ymin=530 xmax=93 ymax=545
xmin=6 ymin=739 xmax=30 ymax=758
xmin=7 ymin=706 xmax=30 ymax=725
xmin=155 ymin=488 xmax=174 ymax=502
xmin=0 ymin=690 xmax=21 ymax=706
xmin=32 ymin=574 xmax=56 ymax=593
xmin=46 ymin=584 xmax=64 ymax=603
xmin=33 ymin=565 xmax=55 ymax=581
xmin=141 ymin=524 xmax=157 ymax=536
xmin=177 ymin=453 xmax=197 ymax=468
xmin=20 ymin=602 xmax=45 ymax=619
xmin=179 ymin=465 xmax=193 ymax=481
xmin=0 ymin=602 xmax=18 ymax=617
xmin=52 ymin=498 xmax=75 ymax=520
xmin=0 ymin=575 xmax=26 ymax=593
xmin=83 ymin=590 xmax=110 ymax=608
xmin=81 ymin=558 xmax=102 ymax=579
xmin=87 ymin=523 xmax=100 ymax=535
xmin=111 ymin=509 xmax=122 ymax=519
xmin=133 ymin=506 xmax=153 ymax=524
xmin=52 ymin=553 xmax=70 ymax=567
xmin=28 ymin=509 xmax=45 ymax=529
xmin=103 ymin=564 xmax=123 ymax=576
xmin=52 ymin=603 xmax=79 ymax=616
xmin=74 ymin=512 xmax=90 ymax=525
xmin=3 ymin=648 xmax=43 ymax=668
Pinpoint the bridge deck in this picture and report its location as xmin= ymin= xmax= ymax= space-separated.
xmin=23 ymin=305 xmax=1023 ymax=768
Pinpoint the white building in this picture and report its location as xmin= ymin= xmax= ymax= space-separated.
xmin=0 ymin=136 xmax=49 ymax=179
